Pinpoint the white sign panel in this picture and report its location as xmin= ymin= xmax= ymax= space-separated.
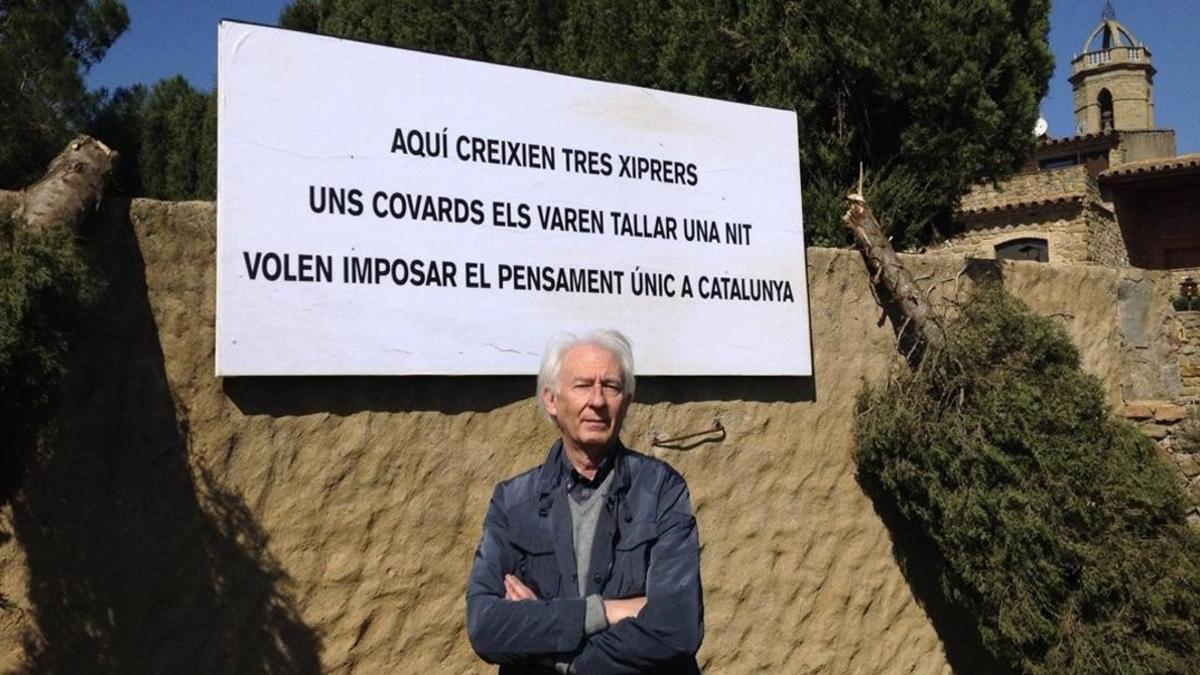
xmin=217 ymin=21 xmax=810 ymax=376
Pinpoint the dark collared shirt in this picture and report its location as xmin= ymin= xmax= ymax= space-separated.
xmin=564 ymin=451 xmax=614 ymax=504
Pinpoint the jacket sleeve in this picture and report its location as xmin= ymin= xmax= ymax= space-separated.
xmin=466 ymin=483 xmax=589 ymax=664
xmin=571 ymin=472 xmax=704 ymax=674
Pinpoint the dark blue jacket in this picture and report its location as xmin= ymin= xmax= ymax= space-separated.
xmin=467 ymin=441 xmax=703 ymax=674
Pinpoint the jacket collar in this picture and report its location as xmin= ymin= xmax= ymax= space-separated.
xmin=537 ymin=438 xmax=631 ymax=496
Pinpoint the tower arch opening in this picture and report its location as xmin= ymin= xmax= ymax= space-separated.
xmin=1098 ymin=88 xmax=1115 ymax=131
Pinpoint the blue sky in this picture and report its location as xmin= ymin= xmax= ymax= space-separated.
xmin=86 ymin=1 xmax=1200 ymax=152
xmin=1043 ymin=1 xmax=1199 ymax=151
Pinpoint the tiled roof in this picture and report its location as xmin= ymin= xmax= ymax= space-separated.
xmin=1101 ymin=152 xmax=1200 ymax=179
xmin=956 ymin=194 xmax=1084 ymax=216
xmin=1037 ymin=131 xmax=1119 ymax=148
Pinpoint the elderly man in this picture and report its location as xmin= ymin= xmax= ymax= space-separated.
xmin=467 ymin=330 xmax=703 ymax=674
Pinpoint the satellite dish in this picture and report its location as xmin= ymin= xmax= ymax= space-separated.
xmin=1034 ymin=117 xmax=1049 ymax=138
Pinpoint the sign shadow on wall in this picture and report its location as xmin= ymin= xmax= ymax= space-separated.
xmin=222 ymin=374 xmax=816 ymax=418
xmin=223 ymin=374 xmax=534 ymax=417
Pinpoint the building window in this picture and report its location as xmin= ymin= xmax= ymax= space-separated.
xmin=995 ymin=238 xmax=1049 ymax=262
xmin=1039 ymin=156 xmax=1077 ymax=170
xmin=1098 ymin=89 xmax=1115 ymax=131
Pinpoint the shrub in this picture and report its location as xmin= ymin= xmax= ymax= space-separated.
xmin=855 ymin=283 xmax=1200 ymax=674
xmin=0 ymin=213 xmax=100 ymax=500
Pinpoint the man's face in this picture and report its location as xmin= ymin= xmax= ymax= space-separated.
xmin=543 ymin=344 xmax=630 ymax=455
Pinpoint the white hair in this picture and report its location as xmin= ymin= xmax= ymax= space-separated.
xmin=537 ymin=329 xmax=636 ymax=420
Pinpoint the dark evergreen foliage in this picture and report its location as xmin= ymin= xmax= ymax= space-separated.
xmin=0 ymin=215 xmax=99 ymax=501
xmin=135 ymin=76 xmax=216 ymax=200
xmin=855 ymin=284 xmax=1200 ymax=673
xmin=88 ymin=84 xmax=147 ymax=196
xmin=0 ymin=0 xmax=129 ymax=188
xmin=278 ymin=0 xmax=1053 ymax=248
xmin=90 ymin=76 xmax=216 ymax=201
xmin=0 ymin=0 xmax=215 ymax=200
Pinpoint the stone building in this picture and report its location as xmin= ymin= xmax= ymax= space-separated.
xmin=932 ymin=9 xmax=1200 ymax=273
xmin=928 ymin=7 xmax=1200 ymax=516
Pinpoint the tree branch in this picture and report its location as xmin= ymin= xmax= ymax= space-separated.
xmin=841 ymin=188 xmax=944 ymax=362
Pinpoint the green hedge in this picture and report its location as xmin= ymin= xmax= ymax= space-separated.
xmin=0 ymin=214 xmax=99 ymax=500
xmin=855 ymin=283 xmax=1200 ymax=673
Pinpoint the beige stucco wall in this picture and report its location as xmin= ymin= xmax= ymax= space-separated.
xmin=0 ymin=197 xmax=1174 ymax=673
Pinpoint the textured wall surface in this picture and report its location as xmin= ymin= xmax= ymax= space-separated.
xmin=957 ymin=165 xmax=1092 ymax=213
xmin=1125 ymin=311 xmax=1200 ymax=521
xmin=0 ymin=197 xmax=1171 ymax=673
xmin=1115 ymin=130 xmax=1176 ymax=164
xmin=1071 ymin=47 xmax=1155 ymax=134
xmin=933 ymin=205 xmax=1090 ymax=264
xmin=934 ymin=166 xmax=1127 ymax=267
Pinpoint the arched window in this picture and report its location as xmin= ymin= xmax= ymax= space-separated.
xmin=995 ymin=238 xmax=1048 ymax=262
xmin=1098 ymin=89 xmax=1115 ymax=131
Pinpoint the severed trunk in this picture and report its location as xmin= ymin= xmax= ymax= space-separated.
xmin=14 ymin=135 xmax=117 ymax=235
xmin=842 ymin=191 xmax=944 ymax=362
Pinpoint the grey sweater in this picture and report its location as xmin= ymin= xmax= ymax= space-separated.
xmin=569 ymin=469 xmax=614 ymax=635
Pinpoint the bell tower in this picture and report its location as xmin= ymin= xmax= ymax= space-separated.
xmin=1069 ymin=3 xmax=1155 ymax=134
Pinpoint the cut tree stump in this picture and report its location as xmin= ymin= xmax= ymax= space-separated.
xmin=841 ymin=189 xmax=944 ymax=361
xmin=15 ymin=135 xmax=117 ymax=235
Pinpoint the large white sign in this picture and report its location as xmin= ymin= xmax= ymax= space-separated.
xmin=217 ymin=21 xmax=810 ymax=376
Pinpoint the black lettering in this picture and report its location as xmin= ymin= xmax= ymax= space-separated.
xmin=465 ymin=261 xmax=491 ymax=288
xmin=315 ymin=255 xmax=332 ymax=282
xmin=308 ymin=185 xmax=326 ymax=213
xmin=243 ymin=251 xmax=263 ymax=279
xmin=618 ymin=155 xmax=633 ymax=178
xmin=262 ymin=252 xmax=281 ymax=281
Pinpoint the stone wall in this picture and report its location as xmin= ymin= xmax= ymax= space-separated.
xmin=1115 ymin=129 xmax=1176 ymax=164
xmin=1176 ymin=312 xmax=1200 ymax=402
xmin=932 ymin=166 xmax=1126 ymax=266
xmin=957 ymin=165 xmax=1092 ymax=212
xmin=0 ymin=197 xmax=1181 ymax=673
xmin=1084 ymin=202 xmax=1130 ymax=266
xmin=1116 ymin=399 xmax=1200 ymax=526
xmin=1070 ymin=49 xmax=1154 ymax=133
xmin=1117 ymin=310 xmax=1200 ymax=524
xmin=930 ymin=202 xmax=1091 ymax=264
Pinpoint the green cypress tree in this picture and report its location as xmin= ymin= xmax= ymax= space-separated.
xmin=0 ymin=0 xmax=129 ymax=188
xmin=135 ymin=76 xmax=213 ymax=200
xmin=856 ymin=284 xmax=1200 ymax=673
xmin=88 ymin=84 xmax=148 ymax=196
xmin=276 ymin=0 xmax=1051 ymax=248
